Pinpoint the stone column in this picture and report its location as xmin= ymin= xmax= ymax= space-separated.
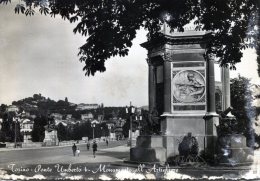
xmin=206 ymin=58 xmax=216 ymax=114
xmin=163 ymin=60 xmax=172 ymax=114
xmin=221 ymin=66 xmax=231 ymax=110
xmin=204 ymin=58 xmax=219 ymax=159
xmin=148 ymin=62 xmax=156 ymax=111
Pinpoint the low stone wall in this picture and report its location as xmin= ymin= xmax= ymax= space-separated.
xmin=4 ymin=142 xmax=15 ymax=148
xmin=59 ymin=140 xmax=77 ymax=146
xmin=22 ymin=142 xmax=42 ymax=148
xmin=3 ymin=142 xmax=42 ymax=148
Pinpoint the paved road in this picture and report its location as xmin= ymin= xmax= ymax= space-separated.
xmin=0 ymin=140 xmax=134 ymax=180
xmin=0 ymin=140 xmax=128 ymax=168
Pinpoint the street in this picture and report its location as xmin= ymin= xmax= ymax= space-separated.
xmin=0 ymin=140 xmax=128 ymax=168
xmin=0 ymin=140 xmax=138 ymax=180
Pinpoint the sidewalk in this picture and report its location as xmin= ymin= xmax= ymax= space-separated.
xmin=100 ymin=145 xmax=130 ymax=152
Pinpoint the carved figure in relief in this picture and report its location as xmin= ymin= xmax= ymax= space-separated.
xmin=173 ymin=70 xmax=205 ymax=103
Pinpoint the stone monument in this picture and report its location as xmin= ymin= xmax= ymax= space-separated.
xmin=43 ymin=125 xmax=59 ymax=146
xmin=130 ymin=26 xmax=221 ymax=163
xmin=130 ymin=25 xmax=254 ymax=165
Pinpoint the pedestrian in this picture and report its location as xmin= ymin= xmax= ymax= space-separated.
xmin=76 ymin=148 xmax=80 ymax=156
xmin=106 ymin=139 xmax=108 ymax=146
xmin=87 ymin=141 xmax=90 ymax=151
xmin=72 ymin=143 xmax=77 ymax=156
xmin=92 ymin=141 xmax=97 ymax=158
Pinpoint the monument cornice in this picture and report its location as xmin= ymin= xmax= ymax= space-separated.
xmin=141 ymin=33 xmax=210 ymax=51
xmin=146 ymin=52 xmax=174 ymax=65
xmin=161 ymin=112 xmax=206 ymax=118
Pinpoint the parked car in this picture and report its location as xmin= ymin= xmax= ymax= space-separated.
xmin=0 ymin=143 xmax=6 ymax=148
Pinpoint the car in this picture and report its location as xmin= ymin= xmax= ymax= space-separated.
xmin=0 ymin=143 xmax=6 ymax=148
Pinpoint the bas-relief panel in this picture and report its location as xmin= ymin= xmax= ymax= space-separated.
xmin=172 ymin=70 xmax=205 ymax=103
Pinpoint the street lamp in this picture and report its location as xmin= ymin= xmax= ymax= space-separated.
xmin=135 ymin=115 xmax=143 ymax=130
xmin=101 ymin=127 xmax=103 ymax=137
xmin=126 ymin=102 xmax=135 ymax=148
xmin=108 ymin=125 xmax=112 ymax=140
xmin=91 ymin=123 xmax=96 ymax=141
xmin=13 ymin=112 xmax=21 ymax=148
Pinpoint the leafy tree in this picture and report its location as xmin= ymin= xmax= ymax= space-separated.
xmin=1 ymin=116 xmax=12 ymax=142
xmin=31 ymin=115 xmax=48 ymax=142
xmin=0 ymin=104 xmax=7 ymax=115
xmin=0 ymin=131 xmax=6 ymax=142
xmin=122 ymin=118 xmax=130 ymax=138
xmin=230 ymin=75 xmax=255 ymax=146
xmin=100 ymin=122 xmax=109 ymax=137
xmin=0 ymin=0 xmax=259 ymax=76
xmin=57 ymin=123 xmax=67 ymax=141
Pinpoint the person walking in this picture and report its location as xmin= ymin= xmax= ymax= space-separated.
xmin=92 ymin=141 xmax=97 ymax=158
xmin=76 ymin=148 xmax=80 ymax=156
xmin=72 ymin=143 xmax=77 ymax=156
xmin=106 ymin=139 xmax=108 ymax=146
xmin=87 ymin=141 xmax=90 ymax=151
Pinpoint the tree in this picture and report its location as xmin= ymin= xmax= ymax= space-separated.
xmin=230 ymin=75 xmax=255 ymax=146
xmin=57 ymin=123 xmax=67 ymax=141
xmin=0 ymin=0 xmax=258 ymax=76
xmin=122 ymin=118 xmax=130 ymax=138
xmin=31 ymin=115 xmax=48 ymax=142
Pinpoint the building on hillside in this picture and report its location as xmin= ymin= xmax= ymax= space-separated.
xmin=91 ymin=119 xmax=99 ymax=125
xmin=75 ymin=103 xmax=99 ymax=111
xmin=66 ymin=114 xmax=72 ymax=120
xmin=20 ymin=119 xmax=34 ymax=143
xmin=30 ymin=114 xmax=37 ymax=119
xmin=81 ymin=113 xmax=94 ymax=121
xmin=51 ymin=113 xmax=63 ymax=120
xmin=105 ymin=118 xmax=126 ymax=140
xmin=69 ymin=103 xmax=76 ymax=107
xmin=97 ymin=115 xmax=104 ymax=122
xmin=23 ymin=103 xmax=38 ymax=110
xmin=6 ymin=105 xmax=19 ymax=113
xmin=21 ymin=110 xmax=30 ymax=118
xmin=56 ymin=121 xmax=68 ymax=127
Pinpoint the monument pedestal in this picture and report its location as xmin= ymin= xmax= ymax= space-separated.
xmin=161 ymin=113 xmax=206 ymax=159
xmin=204 ymin=113 xmax=219 ymax=159
xmin=43 ymin=129 xmax=59 ymax=146
xmin=217 ymin=134 xmax=254 ymax=166
xmin=130 ymin=136 xmax=166 ymax=163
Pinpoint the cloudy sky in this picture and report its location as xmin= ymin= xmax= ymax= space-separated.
xmin=0 ymin=2 xmax=259 ymax=107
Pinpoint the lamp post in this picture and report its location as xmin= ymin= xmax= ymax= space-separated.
xmin=13 ymin=112 xmax=21 ymax=148
xmin=108 ymin=125 xmax=111 ymax=140
xmin=101 ymin=127 xmax=103 ymax=138
xmin=91 ymin=123 xmax=96 ymax=141
xmin=135 ymin=115 xmax=143 ymax=131
xmin=126 ymin=102 xmax=135 ymax=148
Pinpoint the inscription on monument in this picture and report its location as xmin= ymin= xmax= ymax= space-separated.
xmin=172 ymin=70 xmax=205 ymax=103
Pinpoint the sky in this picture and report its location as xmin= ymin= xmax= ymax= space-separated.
xmin=0 ymin=2 xmax=259 ymax=107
